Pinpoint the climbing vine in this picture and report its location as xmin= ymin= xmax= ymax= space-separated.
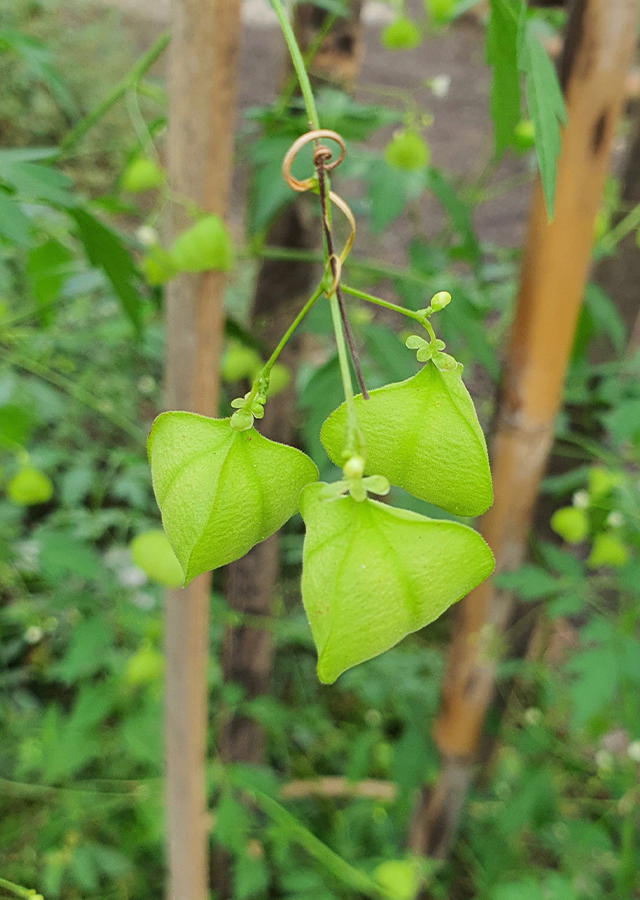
xmin=148 ymin=0 xmax=495 ymax=683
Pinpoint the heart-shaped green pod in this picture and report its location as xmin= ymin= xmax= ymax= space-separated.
xmin=148 ymin=412 xmax=318 ymax=584
xmin=320 ymin=361 xmax=492 ymax=517
xmin=300 ymin=482 xmax=494 ymax=683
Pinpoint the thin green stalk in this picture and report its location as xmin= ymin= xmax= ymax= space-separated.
xmin=341 ymin=283 xmax=424 ymax=323
xmin=599 ymin=200 xmax=640 ymax=254
xmin=261 ymin=281 xmax=324 ymax=376
xmin=270 ymin=0 xmax=365 ymax=454
xmin=241 ymin=785 xmax=394 ymax=900
xmin=269 ymin=0 xmax=320 ymax=130
xmin=329 ymin=286 xmax=361 ymax=454
xmin=0 ymin=876 xmax=42 ymax=900
xmin=57 ymin=31 xmax=170 ymax=158
xmin=276 ymin=12 xmax=338 ymax=114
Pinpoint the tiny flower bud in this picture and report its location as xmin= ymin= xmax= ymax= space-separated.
xmin=431 ymin=290 xmax=451 ymax=311
xmin=343 ymin=455 xmax=366 ymax=479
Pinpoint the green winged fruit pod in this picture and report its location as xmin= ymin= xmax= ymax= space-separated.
xmin=148 ymin=412 xmax=318 ymax=584
xmin=300 ymin=483 xmax=494 ymax=683
xmin=320 ymin=360 xmax=492 ymax=517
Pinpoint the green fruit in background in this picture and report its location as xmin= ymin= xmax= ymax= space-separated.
xmin=587 ymin=532 xmax=629 ymax=569
xmin=587 ymin=466 xmax=620 ymax=499
xmin=148 ymin=412 xmax=318 ymax=583
xmin=381 ymin=18 xmax=422 ymax=50
xmin=221 ymin=342 xmax=262 ymax=383
xmin=125 ymin=640 xmax=164 ymax=685
xmin=550 ymin=506 xmax=588 ymax=545
xmin=141 ymin=245 xmax=178 ymax=286
xmin=300 ymin=483 xmax=494 ymax=683
xmin=266 ymin=362 xmax=291 ymax=397
xmin=513 ymin=119 xmax=535 ymax=153
xmin=384 ymin=131 xmax=430 ymax=171
xmin=7 ymin=467 xmax=53 ymax=505
xmin=425 ymin=0 xmax=455 ymax=23
xmin=130 ymin=529 xmax=185 ymax=587
xmin=321 ymin=361 xmax=493 ymax=517
xmin=121 ymin=157 xmax=165 ymax=193
xmin=374 ymin=859 xmax=421 ymax=900
xmin=170 ymin=215 xmax=234 ymax=273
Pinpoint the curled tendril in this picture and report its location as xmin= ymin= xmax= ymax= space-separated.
xmin=282 ymin=129 xmax=345 ymax=191
xmin=282 ymin=129 xmax=355 ymax=267
xmin=324 ymin=254 xmax=342 ymax=297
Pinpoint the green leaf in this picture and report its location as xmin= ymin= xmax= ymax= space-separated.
xmin=519 ymin=23 xmax=566 ymax=218
xmin=39 ymin=531 xmax=101 ymax=580
xmin=320 ymin=361 xmax=493 ymax=517
xmin=148 ymin=412 xmax=318 ymax=583
xmin=51 ymin=618 xmax=113 ymax=684
xmin=366 ymin=158 xmax=426 ymax=234
xmin=300 ymin=483 xmax=494 ymax=683
xmin=0 ymin=29 xmax=78 ymax=116
xmin=0 ymin=190 xmax=31 ymax=245
xmin=68 ymin=208 xmax=143 ymax=332
xmin=248 ymin=135 xmax=298 ymax=236
xmin=494 ymin=565 xmax=560 ymax=599
xmin=486 ymin=0 xmax=521 ymax=153
xmin=0 ymin=151 xmax=74 ymax=206
xmin=426 ymin=168 xmax=480 ymax=265
xmin=0 ymin=404 xmax=33 ymax=447
xmin=26 ymin=239 xmax=74 ymax=324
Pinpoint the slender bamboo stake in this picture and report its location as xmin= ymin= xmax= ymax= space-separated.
xmin=163 ymin=2 xmax=242 ymax=899
xmin=410 ymin=0 xmax=640 ymax=860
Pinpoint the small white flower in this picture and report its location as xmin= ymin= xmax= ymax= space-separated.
xmin=627 ymin=741 xmax=640 ymax=762
xmin=429 ymin=75 xmax=451 ymax=98
xmin=606 ymin=511 xmax=623 ymax=528
xmin=573 ymin=490 xmax=590 ymax=509
xmin=119 ymin=566 xmax=148 ymax=589
xmin=136 ymin=225 xmax=158 ymax=246
xmin=24 ymin=625 xmax=43 ymax=644
xmin=131 ymin=591 xmax=156 ymax=610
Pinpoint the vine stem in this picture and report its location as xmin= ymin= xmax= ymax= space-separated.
xmin=315 ymin=161 xmax=369 ymax=400
xmin=341 ymin=283 xmax=425 ymax=323
xmin=0 ymin=876 xmax=42 ymax=900
xmin=270 ymin=0 xmax=366 ymax=456
xmin=269 ymin=0 xmax=320 ymax=130
xmin=261 ymin=281 xmax=324 ymax=376
xmin=57 ymin=31 xmax=170 ymax=158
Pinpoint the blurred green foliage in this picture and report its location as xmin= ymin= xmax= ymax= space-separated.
xmin=0 ymin=1 xmax=638 ymax=899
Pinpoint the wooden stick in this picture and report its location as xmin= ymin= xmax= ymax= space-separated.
xmin=164 ymin=2 xmax=242 ymax=898
xmin=281 ymin=777 xmax=397 ymax=802
xmin=410 ymin=0 xmax=640 ymax=860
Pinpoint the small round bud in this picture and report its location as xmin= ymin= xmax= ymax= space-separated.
xmin=230 ymin=409 xmax=254 ymax=431
xmin=343 ymin=455 xmax=365 ymax=479
xmin=431 ymin=291 xmax=451 ymax=311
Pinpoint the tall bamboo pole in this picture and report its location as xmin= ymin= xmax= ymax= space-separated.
xmin=410 ymin=0 xmax=640 ymax=860
xmin=164 ymin=2 xmax=242 ymax=899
